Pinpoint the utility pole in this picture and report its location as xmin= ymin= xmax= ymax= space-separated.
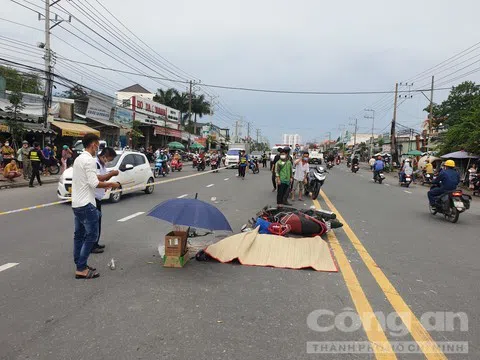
xmin=256 ymin=128 xmax=260 ymax=144
xmin=427 ymin=76 xmax=435 ymax=150
xmin=234 ymin=120 xmax=242 ymax=143
xmin=246 ymin=121 xmax=251 ymax=142
xmin=349 ymin=118 xmax=358 ymax=149
xmin=364 ymin=108 xmax=375 ymax=157
xmin=188 ymin=80 xmax=193 ymax=133
xmin=40 ymin=1 xmax=70 ymax=129
xmin=391 ymin=82 xmax=399 ymax=164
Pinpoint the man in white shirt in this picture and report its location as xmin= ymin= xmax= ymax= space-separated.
xmin=292 ymin=151 xmax=310 ymax=201
xmin=91 ymin=147 xmax=119 ymax=254
xmin=72 ymin=134 xmax=119 ymax=280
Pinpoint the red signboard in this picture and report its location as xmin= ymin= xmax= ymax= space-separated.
xmin=154 ymin=126 xmax=182 ymax=139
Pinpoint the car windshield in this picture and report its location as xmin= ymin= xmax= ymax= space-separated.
xmin=227 ymin=150 xmax=240 ymax=155
xmin=106 ymin=154 xmax=121 ymax=168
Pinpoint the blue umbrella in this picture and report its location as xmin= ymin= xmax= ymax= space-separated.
xmin=147 ymin=198 xmax=232 ymax=231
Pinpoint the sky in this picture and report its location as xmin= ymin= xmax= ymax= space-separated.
xmin=2 ymin=0 xmax=480 ymax=145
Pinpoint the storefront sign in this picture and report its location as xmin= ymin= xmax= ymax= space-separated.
xmin=153 ymin=126 xmax=182 ymax=139
xmin=113 ymin=107 xmax=133 ymax=128
xmin=131 ymin=96 xmax=179 ymax=123
xmin=86 ymin=91 xmax=113 ymax=121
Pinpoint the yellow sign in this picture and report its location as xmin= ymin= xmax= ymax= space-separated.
xmin=0 ymin=124 xmax=9 ymax=132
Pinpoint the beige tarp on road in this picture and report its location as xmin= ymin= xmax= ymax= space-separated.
xmin=205 ymin=227 xmax=338 ymax=272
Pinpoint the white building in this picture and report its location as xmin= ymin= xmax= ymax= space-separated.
xmin=282 ymin=134 xmax=301 ymax=147
xmin=115 ymin=84 xmax=155 ymax=107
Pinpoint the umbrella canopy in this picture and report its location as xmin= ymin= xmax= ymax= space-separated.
xmin=441 ymin=150 xmax=479 ymax=159
xmin=167 ymin=141 xmax=185 ymax=150
xmin=190 ymin=142 xmax=204 ymax=150
xmin=148 ymin=198 xmax=232 ymax=231
xmin=405 ymin=150 xmax=422 ymax=156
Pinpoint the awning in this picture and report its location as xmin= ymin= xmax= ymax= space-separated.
xmin=23 ymin=122 xmax=57 ymax=134
xmin=51 ymin=120 xmax=100 ymax=137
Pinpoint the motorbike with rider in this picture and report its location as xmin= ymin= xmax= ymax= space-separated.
xmin=427 ymin=160 xmax=460 ymax=210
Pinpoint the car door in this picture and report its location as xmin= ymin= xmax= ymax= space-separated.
xmin=118 ymin=154 xmax=136 ymax=193
xmin=133 ymin=154 xmax=149 ymax=186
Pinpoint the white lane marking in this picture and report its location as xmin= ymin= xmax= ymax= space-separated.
xmin=117 ymin=212 xmax=145 ymax=222
xmin=177 ymin=194 xmax=188 ymax=198
xmin=206 ymin=184 xmax=215 ymax=188
xmin=404 ymin=190 xmax=412 ymax=194
xmin=224 ymin=178 xmax=229 ymax=181
xmin=384 ymin=184 xmax=391 ymax=187
xmin=0 ymin=263 xmax=19 ymax=273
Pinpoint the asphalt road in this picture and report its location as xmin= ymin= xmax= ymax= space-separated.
xmin=0 ymin=162 xmax=478 ymax=360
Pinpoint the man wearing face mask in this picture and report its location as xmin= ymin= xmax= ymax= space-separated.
xmin=275 ymin=148 xmax=293 ymax=206
xmin=71 ymin=134 xmax=120 ymax=280
xmin=292 ymin=151 xmax=310 ymax=201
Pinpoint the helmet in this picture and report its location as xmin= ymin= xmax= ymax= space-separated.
xmin=405 ymin=158 xmax=411 ymax=163
xmin=445 ymin=160 xmax=455 ymax=168
xmin=63 ymin=145 xmax=68 ymax=149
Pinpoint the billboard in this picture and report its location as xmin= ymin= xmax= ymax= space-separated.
xmin=113 ymin=107 xmax=133 ymax=128
xmin=86 ymin=91 xmax=114 ymax=122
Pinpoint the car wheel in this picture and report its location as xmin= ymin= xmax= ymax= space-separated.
xmin=144 ymin=177 xmax=154 ymax=194
xmin=110 ymin=188 xmax=122 ymax=203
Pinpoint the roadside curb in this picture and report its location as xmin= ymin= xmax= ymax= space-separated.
xmin=0 ymin=177 xmax=59 ymax=190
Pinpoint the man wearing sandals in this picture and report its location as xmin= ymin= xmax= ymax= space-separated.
xmin=72 ymin=134 xmax=120 ymax=280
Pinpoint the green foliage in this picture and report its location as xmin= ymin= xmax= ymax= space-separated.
xmin=129 ymin=120 xmax=143 ymax=148
xmin=63 ymin=85 xmax=88 ymax=100
xmin=425 ymin=81 xmax=480 ymax=154
xmin=0 ymin=66 xmax=42 ymax=94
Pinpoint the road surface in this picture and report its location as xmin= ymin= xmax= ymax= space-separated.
xmin=0 ymin=163 xmax=478 ymax=359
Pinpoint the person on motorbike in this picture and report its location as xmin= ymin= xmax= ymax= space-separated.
xmin=373 ymin=155 xmax=385 ymax=180
xmin=351 ymin=155 xmax=359 ymax=171
xmin=173 ymin=151 xmax=181 ymax=161
xmin=157 ymin=150 xmax=168 ymax=174
xmin=422 ymin=159 xmax=434 ymax=183
xmin=427 ymin=160 xmax=460 ymax=208
xmin=368 ymin=156 xmax=376 ymax=170
xmin=399 ymin=159 xmax=413 ymax=182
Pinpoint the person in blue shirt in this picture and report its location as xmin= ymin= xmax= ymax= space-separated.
xmin=427 ymin=160 xmax=460 ymax=207
xmin=372 ymin=155 xmax=385 ymax=179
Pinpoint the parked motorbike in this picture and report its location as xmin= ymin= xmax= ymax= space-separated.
xmin=171 ymin=158 xmax=183 ymax=172
xmin=211 ymin=158 xmax=219 ymax=173
xmin=399 ymin=173 xmax=413 ymax=187
xmin=471 ymin=174 xmax=480 ymax=196
xmin=351 ymin=164 xmax=359 ymax=173
xmin=326 ymin=161 xmax=334 ymax=169
xmin=429 ymin=185 xmax=471 ymax=223
xmin=373 ymin=171 xmax=385 ymax=184
xmin=154 ymin=159 xmax=167 ymax=178
xmin=249 ymin=159 xmax=259 ymax=174
xmin=46 ymin=157 xmax=60 ymax=175
xmin=304 ymin=166 xmax=327 ymax=200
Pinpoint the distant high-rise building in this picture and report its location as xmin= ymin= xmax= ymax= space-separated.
xmin=282 ymin=134 xmax=301 ymax=147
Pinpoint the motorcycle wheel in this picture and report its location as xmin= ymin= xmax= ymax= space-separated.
xmin=378 ymin=178 xmax=383 ymax=184
xmin=49 ymin=163 xmax=60 ymax=175
xmin=446 ymin=207 xmax=459 ymax=223
xmin=154 ymin=168 xmax=160 ymax=178
xmin=312 ymin=183 xmax=320 ymax=200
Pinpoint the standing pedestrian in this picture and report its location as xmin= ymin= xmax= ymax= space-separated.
xmin=238 ymin=149 xmax=248 ymax=180
xmin=61 ymin=145 xmax=73 ymax=174
xmin=42 ymin=143 xmax=52 ymax=176
xmin=71 ymin=134 xmax=119 ymax=280
xmin=1 ymin=141 xmax=14 ymax=167
xmin=275 ymin=148 xmax=293 ymax=207
xmin=16 ymin=145 xmax=23 ymax=169
xmin=92 ymin=147 xmax=119 ymax=254
xmin=283 ymin=147 xmax=294 ymax=204
xmin=291 ymin=151 xmax=309 ymax=201
xmin=262 ymin=152 xmax=267 ymax=168
xmin=270 ymin=149 xmax=281 ymax=191
xmin=21 ymin=141 xmax=32 ymax=180
xmin=28 ymin=142 xmax=45 ymax=187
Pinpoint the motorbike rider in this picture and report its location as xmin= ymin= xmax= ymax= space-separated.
xmin=351 ymin=155 xmax=359 ymax=171
xmin=368 ymin=156 xmax=376 ymax=170
xmin=423 ymin=159 xmax=434 ymax=181
xmin=373 ymin=155 xmax=385 ymax=180
xmin=427 ymin=160 xmax=460 ymax=208
xmin=399 ymin=158 xmax=413 ymax=182
xmin=327 ymin=153 xmax=335 ymax=165
xmin=157 ymin=150 xmax=168 ymax=174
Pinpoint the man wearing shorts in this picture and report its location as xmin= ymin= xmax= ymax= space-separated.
xmin=292 ymin=151 xmax=309 ymax=201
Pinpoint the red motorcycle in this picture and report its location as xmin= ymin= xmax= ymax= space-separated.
xmin=192 ymin=155 xmax=198 ymax=168
xmin=171 ymin=158 xmax=183 ymax=172
xmin=211 ymin=158 xmax=219 ymax=173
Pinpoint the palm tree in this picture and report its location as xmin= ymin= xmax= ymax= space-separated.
xmin=153 ymin=88 xmax=177 ymax=107
xmin=191 ymin=94 xmax=211 ymax=134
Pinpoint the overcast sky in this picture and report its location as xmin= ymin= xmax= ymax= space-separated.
xmin=2 ymin=0 xmax=480 ymax=144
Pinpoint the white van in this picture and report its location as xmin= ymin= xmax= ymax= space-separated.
xmin=225 ymin=148 xmax=244 ymax=168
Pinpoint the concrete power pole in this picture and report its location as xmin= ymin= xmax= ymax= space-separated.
xmin=43 ymin=0 xmax=51 ymax=129
xmin=427 ymin=76 xmax=435 ymax=151
xmin=256 ymin=128 xmax=260 ymax=144
xmin=188 ymin=80 xmax=193 ymax=132
xmin=364 ymin=108 xmax=375 ymax=157
xmin=246 ymin=121 xmax=251 ymax=142
xmin=391 ymin=82 xmax=399 ymax=164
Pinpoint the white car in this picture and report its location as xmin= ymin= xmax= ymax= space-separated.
xmin=225 ymin=148 xmax=244 ymax=168
xmin=57 ymin=150 xmax=155 ymax=203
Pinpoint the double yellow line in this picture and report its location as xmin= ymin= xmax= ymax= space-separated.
xmin=314 ymin=190 xmax=447 ymax=359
